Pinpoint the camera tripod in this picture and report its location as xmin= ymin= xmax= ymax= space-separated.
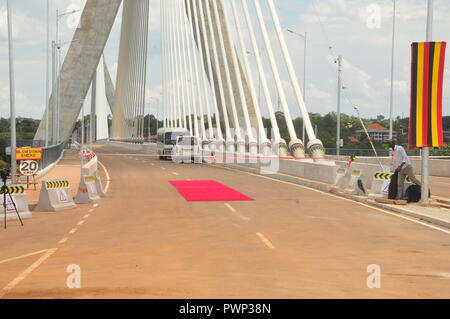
xmin=2 ymin=181 xmax=24 ymax=229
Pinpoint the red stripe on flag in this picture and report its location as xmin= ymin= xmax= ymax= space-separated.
xmin=437 ymin=42 xmax=446 ymax=146
xmin=422 ymin=42 xmax=430 ymax=147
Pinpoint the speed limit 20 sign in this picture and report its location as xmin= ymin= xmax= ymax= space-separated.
xmin=19 ymin=160 xmax=39 ymax=176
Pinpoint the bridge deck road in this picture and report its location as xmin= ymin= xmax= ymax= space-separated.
xmin=1 ymin=143 xmax=449 ymax=299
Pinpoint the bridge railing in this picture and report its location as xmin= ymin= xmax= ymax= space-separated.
xmin=38 ymin=142 xmax=68 ymax=173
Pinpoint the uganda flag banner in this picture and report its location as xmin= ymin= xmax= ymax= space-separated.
xmin=409 ymin=41 xmax=447 ymax=149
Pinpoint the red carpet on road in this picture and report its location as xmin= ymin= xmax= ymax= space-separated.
xmin=169 ymin=180 xmax=255 ymax=202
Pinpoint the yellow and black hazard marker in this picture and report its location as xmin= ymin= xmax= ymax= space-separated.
xmin=373 ymin=173 xmax=392 ymax=180
xmin=373 ymin=173 xmax=411 ymax=182
xmin=0 ymin=186 xmax=25 ymax=194
xmin=46 ymin=180 xmax=70 ymax=189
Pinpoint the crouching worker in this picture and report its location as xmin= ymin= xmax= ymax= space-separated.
xmin=388 ymin=139 xmax=421 ymax=200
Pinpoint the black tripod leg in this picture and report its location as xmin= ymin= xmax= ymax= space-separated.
xmin=7 ymin=192 xmax=24 ymax=227
xmin=3 ymin=192 xmax=6 ymax=229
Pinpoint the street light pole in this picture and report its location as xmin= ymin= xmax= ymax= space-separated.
xmin=422 ymin=0 xmax=433 ymax=203
xmin=287 ymin=29 xmax=307 ymax=143
xmin=389 ymin=0 xmax=396 ymax=141
xmin=45 ymin=0 xmax=50 ymax=147
xmin=337 ymin=56 xmax=343 ymax=157
xmin=6 ymin=0 xmax=17 ymax=180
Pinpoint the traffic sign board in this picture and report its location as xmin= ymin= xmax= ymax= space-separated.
xmin=19 ymin=160 xmax=39 ymax=176
xmin=16 ymin=148 xmax=43 ymax=160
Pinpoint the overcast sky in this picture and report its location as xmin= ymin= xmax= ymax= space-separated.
xmin=0 ymin=0 xmax=449 ymax=122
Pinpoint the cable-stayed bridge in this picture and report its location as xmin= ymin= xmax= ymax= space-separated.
xmin=1 ymin=0 xmax=449 ymax=300
xmin=34 ymin=0 xmax=326 ymax=161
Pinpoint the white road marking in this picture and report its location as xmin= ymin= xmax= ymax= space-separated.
xmin=161 ymin=167 xmax=166 ymax=170
xmin=77 ymin=220 xmax=85 ymax=226
xmin=58 ymin=238 xmax=68 ymax=244
xmin=98 ymin=161 xmax=111 ymax=194
xmin=225 ymin=203 xmax=250 ymax=221
xmin=0 ymin=248 xmax=57 ymax=298
xmin=0 ymin=249 xmax=49 ymax=265
xmin=256 ymin=232 xmax=275 ymax=249
xmin=88 ymin=209 xmax=94 ymax=213
xmin=225 ymin=203 xmax=236 ymax=212
xmin=83 ymin=214 xmax=90 ymax=219
xmin=232 ymin=168 xmax=450 ymax=235
xmin=172 ymin=172 xmax=179 ymax=176
xmin=93 ymin=204 xmax=99 ymax=208
xmin=69 ymin=228 xmax=77 ymax=234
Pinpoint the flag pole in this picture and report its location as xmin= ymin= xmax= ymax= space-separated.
xmin=421 ymin=0 xmax=433 ymax=203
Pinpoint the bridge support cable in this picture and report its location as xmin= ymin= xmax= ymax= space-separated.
xmin=241 ymin=0 xmax=288 ymax=156
xmin=169 ymin=0 xmax=183 ymax=128
xmin=229 ymin=0 xmax=271 ymax=156
xmin=176 ymin=0 xmax=194 ymax=135
xmin=196 ymin=0 xmax=217 ymax=143
xmin=219 ymin=0 xmax=257 ymax=155
xmin=126 ymin=2 xmax=138 ymax=139
xmin=161 ymin=0 xmax=168 ymax=129
xmin=165 ymin=0 xmax=175 ymax=129
xmin=190 ymin=0 xmax=211 ymax=140
xmin=140 ymin=0 xmax=150 ymax=139
xmin=211 ymin=0 xmax=245 ymax=154
xmin=163 ymin=0 xmax=172 ymax=129
xmin=193 ymin=0 xmax=223 ymax=146
xmin=252 ymin=0 xmax=303 ymax=159
xmin=201 ymin=0 xmax=232 ymax=149
xmin=190 ymin=0 xmax=212 ymax=142
xmin=167 ymin=0 xmax=177 ymax=128
xmin=173 ymin=0 xmax=188 ymax=130
xmin=185 ymin=0 xmax=203 ymax=138
xmin=266 ymin=0 xmax=325 ymax=160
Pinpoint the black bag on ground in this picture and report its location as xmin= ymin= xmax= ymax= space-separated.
xmin=405 ymin=184 xmax=421 ymax=203
xmin=388 ymin=171 xmax=398 ymax=200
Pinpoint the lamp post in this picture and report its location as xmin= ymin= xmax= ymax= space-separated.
xmin=336 ymin=56 xmax=343 ymax=157
xmin=45 ymin=0 xmax=50 ymax=147
xmin=389 ymin=0 xmax=396 ymax=141
xmin=287 ymin=29 xmax=307 ymax=144
xmin=6 ymin=0 xmax=17 ymax=181
xmin=422 ymin=0 xmax=433 ymax=203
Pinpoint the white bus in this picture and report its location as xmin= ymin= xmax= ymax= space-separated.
xmin=157 ymin=128 xmax=190 ymax=160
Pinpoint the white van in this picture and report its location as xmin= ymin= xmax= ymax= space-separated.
xmin=157 ymin=128 xmax=190 ymax=160
xmin=172 ymin=136 xmax=201 ymax=164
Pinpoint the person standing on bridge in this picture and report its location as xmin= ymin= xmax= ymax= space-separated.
xmin=388 ymin=139 xmax=421 ymax=200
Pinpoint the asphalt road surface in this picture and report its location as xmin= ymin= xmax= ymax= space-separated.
xmin=1 ymin=143 xmax=449 ymax=299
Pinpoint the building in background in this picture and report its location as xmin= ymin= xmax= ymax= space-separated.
xmin=356 ymin=123 xmax=397 ymax=143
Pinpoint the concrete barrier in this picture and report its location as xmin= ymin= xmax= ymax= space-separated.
xmin=75 ymin=175 xmax=101 ymax=204
xmin=36 ymin=180 xmax=76 ymax=211
xmin=333 ymin=168 xmax=347 ymax=188
xmin=1 ymin=185 xmax=32 ymax=221
xmin=344 ymin=169 xmax=366 ymax=195
xmin=369 ymin=173 xmax=412 ymax=199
